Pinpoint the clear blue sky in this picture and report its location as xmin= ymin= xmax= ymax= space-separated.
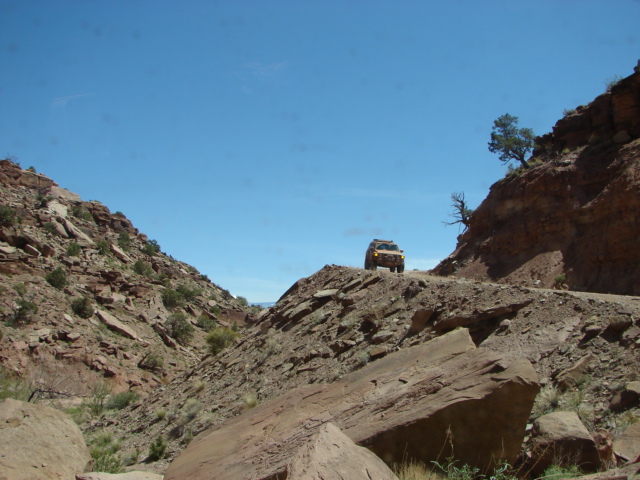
xmin=1 ymin=1 xmax=639 ymax=303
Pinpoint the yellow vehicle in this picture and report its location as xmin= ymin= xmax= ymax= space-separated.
xmin=364 ymin=239 xmax=405 ymax=273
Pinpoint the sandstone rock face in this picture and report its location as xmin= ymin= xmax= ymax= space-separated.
xmin=0 ymin=398 xmax=91 ymax=480
xmin=433 ymin=70 xmax=640 ymax=296
xmin=613 ymin=422 xmax=640 ymax=462
xmin=287 ymin=422 xmax=398 ymax=480
xmin=530 ymin=411 xmax=601 ymax=474
xmin=165 ymin=328 xmax=539 ymax=480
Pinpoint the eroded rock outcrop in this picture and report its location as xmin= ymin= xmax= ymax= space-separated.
xmin=434 ymin=68 xmax=640 ymax=296
xmin=165 ymin=328 xmax=539 ymax=480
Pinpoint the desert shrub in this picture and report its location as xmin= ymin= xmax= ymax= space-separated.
xmin=165 ymin=312 xmax=194 ymax=345
xmin=66 ymin=241 xmax=81 ymax=256
xmin=542 ymin=464 xmax=582 ymax=480
xmin=133 ymin=259 xmax=153 ymax=277
xmin=71 ymin=296 xmax=94 ymax=319
xmin=236 ymin=295 xmax=249 ymax=307
xmin=13 ymin=282 xmax=26 ymax=296
xmin=162 ymin=288 xmax=184 ymax=309
xmin=563 ymin=108 xmax=577 ymax=117
xmin=196 ymin=315 xmax=217 ymax=331
xmin=394 ymin=460 xmax=441 ymax=480
xmin=210 ymin=305 xmax=221 ymax=317
xmin=36 ymin=194 xmax=53 ymax=208
xmin=85 ymin=383 xmax=111 ymax=417
xmin=604 ymin=74 xmax=623 ymax=92
xmin=43 ymin=222 xmax=57 ymax=235
xmin=141 ymin=239 xmax=160 ymax=256
xmin=147 ymin=435 xmax=167 ymax=462
xmin=242 ymin=393 xmax=258 ymax=411
xmin=0 ymin=205 xmax=16 ymax=225
xmin=138 ymin=351 xmax=164 ymax=372
xmin=206 ymin=326 xmax=239 ymax=355
xmin=155 ymin=408 xmax=167 ymax=420
xmin=117 ymin=231 xmax=131 ymax=251
xmin=27 ymin=166 xmax=36 ymax=172
xmin=96 ymin=239 xmax=110 ymax=255
xmin=0 ymin=367 xmax=31 ymax=401
xmin=70 ymin=205 xmax=93 ymax=221
xmin=46 ymin=266 xmax=67 ymax=290
xmin=176 ymin=283 xmax=201 ymax=302
xmin=89 ymin=431 xmax=123 ymax=474
xmin=181 ymin=398 xmax=202 ymax=423
xmin=554 ymin=273 xmax=566 ymax=286
xmin=105 ymin=390 xmax=139 ymax=410
xmin=9 ymin=299 xmax=39 ymax=325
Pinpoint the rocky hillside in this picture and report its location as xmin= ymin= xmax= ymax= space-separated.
xmin=102 ymin=265 xmax=640 ymax=477
xmin=0 ymin=159 xmax=252 ymax=399
xmin=434 ymin=68 xmax=640 ymax=296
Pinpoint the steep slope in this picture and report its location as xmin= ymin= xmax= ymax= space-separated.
xmin=0 ymin=159 xmax=251 ymax=399
xmin=434 ymin=68 xmax=640 ymax=295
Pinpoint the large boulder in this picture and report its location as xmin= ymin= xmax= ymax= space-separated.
xmin=530 ymin=411 xmax=601 ymax=475
xmin=287 ymin=422 xmax=398 ymax=480
xmin=165 ymin=328 xmax=539 ymax=480
xmin=614 ymin=422 xmax=640 ymax=463
xmin=0 ymin=398 xmax=91 ymax=480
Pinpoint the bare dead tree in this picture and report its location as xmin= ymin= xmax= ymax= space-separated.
xmin=443 ymin=192 xmax=474 ymax=232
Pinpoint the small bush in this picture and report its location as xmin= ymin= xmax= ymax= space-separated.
xmin=46 ymin=266 xmax=67 ymax=290
xmin=563 ymin=108 xmax=577 ymax=117
xmin=71 ymin=205 xmax=93 ymax=221
xmin=155 ymin=408 xmax=167 ymax=420
xmin=141 ymin=239 xmax=161 ymax=256
xmin=182 ymin=398 xmax=202 ymax=423
xmin=105 ymin=390 xmax=139 ymax=410
xmin=96 ymin=239 xmax=110 ymax=255
xmin=10 ymin=299 xmax=39 ymax=325
xmin=543 ymin=464 xmax=582 ymax=480
xmin=43 ymin=222 xmax=58 ymax=235
xmin=604 ymin=74 xmax=623 ymax=92
xmin=0 ymin=367 xmax=31 ymax=401
xmin=138 ymin=351 xmax=164 ymax=372
xmin=236 ymin=295 xmax=249 ymax=307
xmin=89 ymin=432 xmax=123 ymax=474
xmin=196 ymin=315 xmax=217 ymax=331
xmin=242 ymin=393 xmax=258 ymax=411
xmin=147 ymin=435 xmax=167 ymax=462
xmin=71 ymin=296 xmax=94 ymax=319
xmin=165 ymin=312 xmax=194 ymax=345
xmin=206 ymin=326 xmax=239 ymax=355
xmin=176 ymin=283 xmax=201 ymax=302
xmin=66 ymin=242 xmax=81 ymax=256
xmin=12 ymin=282 xmax=26 ymax=296
xmin=27 ymin=166 xmax=36 ymax=172
xmin=162 ymin=288 xmax=184 ymax=309
xmin=133 ymin=259 xmax=154 ymax=277
xmin=0 ymin=205 xmax=16 ymax=225
xmin=117 ymin=231 xmax=131 ymax=251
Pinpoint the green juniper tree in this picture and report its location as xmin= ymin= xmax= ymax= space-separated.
xmin=488 ymin=113 xmax=534 ymax=169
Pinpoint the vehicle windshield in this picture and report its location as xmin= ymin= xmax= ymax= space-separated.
xmin=377 ymin=244 xmax=398 ymax=251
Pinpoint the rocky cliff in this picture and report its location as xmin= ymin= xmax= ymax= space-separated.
xmin=434 ymin=68 xmax=640 ymax=296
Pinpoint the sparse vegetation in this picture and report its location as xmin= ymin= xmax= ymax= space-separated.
xmin=9 ymin=299 xmax=39 ymax=325
xmin=66 ymin=241 xmax=81 ymax=256
xmin=89 ymin=431 xmax=123 ymax=474
xmin=133 ymin=259 xmax=154 ymax=277
xmin=155 ymin=408 xmax=167 ymax=420
xmin=105 ymin=390 xmax=139 ymax=410
xmin=236 ymin=295 xmax=249 ymax=307
xmin=165 ymin=312 xmax=195 ymax=345
xmin=162 ymin=288 xmax=185 ymax=309
xmin=96 ymin=238 xmax=110 ymax=255
xmin=141 ymin=239 xmax=161 ymax=256
xmin=488 ymin=113 xmax=535 ymax=169
xmin=0 ymin=367 xmax=31 ymax=401
xmin=12 ymin=282 xmax=26 ymax=296
xmin=182 ymin=398 xmax=203 ymax=423
xmin=604 ymin=74 xmax=623 ymax=92
xmin=117 ymin=231 xmax=131 ymax=251
xmin=554 ymin=273 xmax=566 ymax=288
xmin=196 ymin=315 xmax=217 ymax=331
xmin=0 ymin=205 xmax=16 ymax=225
xmin=563 ymin=108 xmax=577 ymax=117
xmin=138 ymin=351 xmax=164 ymax=373
xmin=542 ymin=464 xmax=582 ymax=480
xmin=147 ymin=435 xmax=167 ymax=462
xmin=71 ymin=296 xmax=94 ymax=319
xmin=242 ymin=393 xmax=258 ymax=411
xmin=71 ymin=205 xmax=93 ymax=221
xmin=176 ymin=283 xmax=201 ymax=302
xmin=206 ymin=326 xmax=239 ymax=355
xmin=46 ymin=266 xmax=67 ymax=290
xmin=43 ymin=222 xmax=58 ymax=235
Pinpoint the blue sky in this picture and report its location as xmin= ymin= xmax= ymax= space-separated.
xmin=1 ymin=1 xmax=639 ymax=302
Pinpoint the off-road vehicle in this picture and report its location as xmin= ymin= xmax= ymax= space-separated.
xmin=364 ymin=239 xmax=405 ymax=273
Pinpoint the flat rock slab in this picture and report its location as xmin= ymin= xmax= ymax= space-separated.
xmin=165 ymin=328 xmax=539 ymax=480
